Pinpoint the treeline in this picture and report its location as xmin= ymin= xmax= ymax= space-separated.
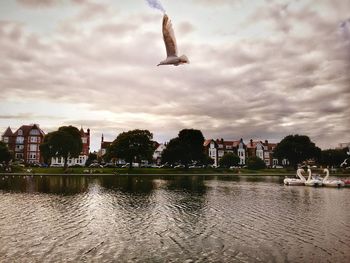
xmin=0 ymin=126 xmax=349 ymax=170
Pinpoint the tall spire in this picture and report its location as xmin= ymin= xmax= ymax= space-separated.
xmin=101 ymin=133 xmax=104 ymax=143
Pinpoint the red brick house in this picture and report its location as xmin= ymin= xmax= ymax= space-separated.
xmin=1 ymin=124 xmax=45 ymax=164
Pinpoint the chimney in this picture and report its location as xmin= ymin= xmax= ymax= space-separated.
xmin=250 ymin=139 xmax=253 ymax=146
xmin=101 ymin=133 xmax=104 ymax=143
xmin=265 ymin=140 xmax=268 ymax=145
xmin=87 ymin=128 xmax=90 ymax=134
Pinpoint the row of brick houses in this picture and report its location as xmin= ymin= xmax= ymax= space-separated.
xmin=1 ymin=124 xmax=90 ymax=166
xmin=2 ymin=124 xmax=285 ymax=167
xmin=98 ymin=135 xmax=286 ymax=167
xmin=204 ymin=138 xmax=287 ymax=167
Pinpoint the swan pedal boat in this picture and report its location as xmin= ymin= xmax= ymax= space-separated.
xmin=323 ymin=169 xmax=345 ymax=188
xmin=284 ymin=169 xmax=306 ymax=186
xmin=342 ymin=179 xmax=350 ymax=187
xmin=304 ymin=169 xmax=323 ymax=187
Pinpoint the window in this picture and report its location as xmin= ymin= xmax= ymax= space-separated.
xmin=3 ymin=137 xmax=9 ymax=143
xmin=16 ymin=145 xmax=24 ymax=151
xmin=29 ymin=144 xmax=37 ymax=151
xmin=29 ymin=129 xmax=39 ymax=135
xmin=16 ymin=136 xmax=24 ymax=144
xmin=82 ymin=137 xmax=87 ymax=144
xmin=28 ymin=153 xmax=36 ymax=159
xmin=15 ymin=153 xmax=23 ymax=159
xmin=30 ymin=137 xmax=38 ymax=143
xmin=18 ymin=130 xmax=23 ymax=136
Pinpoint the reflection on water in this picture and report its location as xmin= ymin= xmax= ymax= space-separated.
xmin=0 ymin=175 xmax=349 ymax=262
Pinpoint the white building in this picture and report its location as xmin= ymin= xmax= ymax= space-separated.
xmin=153 ymin=144 xmax=167 ymax=164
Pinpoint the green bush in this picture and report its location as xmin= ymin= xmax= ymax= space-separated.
xmin=219 ymin=152 xmax=240 ymax=168
xmin=247 ymin=156 xmax=266 ymax=170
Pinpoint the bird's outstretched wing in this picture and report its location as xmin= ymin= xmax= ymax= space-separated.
xmin=162 ymin=14 xmax=178 ymax=57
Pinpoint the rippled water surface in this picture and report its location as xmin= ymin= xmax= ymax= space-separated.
xmin=0 ymin=175 xmax=349 ymax=262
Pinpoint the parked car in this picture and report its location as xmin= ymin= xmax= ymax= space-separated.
xmin=50 ymin=164 xmax=63 ymax=167
xmin=174 ymin=164 xmax=185 ymax=168
xmin=103 ymin=163 xmax=116 ymax=168
xmin=272 ymin=165 xmax=284 ymax=169
xmin=89 ymin=163 xmax=103 ymax=168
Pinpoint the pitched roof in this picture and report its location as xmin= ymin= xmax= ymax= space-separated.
xmin=246 ymin=140 xmax=263 ymax=148
xmin=13 ymin=125 xmax=33 ymax=136
xmin=203 ymin=139 xmax=213 ymax=147
xmin=2 ymin=127 xmax=13 ymax=137
xmin=13 ymin=124 xmax=45 ymax=136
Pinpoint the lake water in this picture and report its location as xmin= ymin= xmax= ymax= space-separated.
xmin=0 ymin=174 xmax=349 ymax=262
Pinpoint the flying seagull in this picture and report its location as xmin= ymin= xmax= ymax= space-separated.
xmin=158 ymin=14 xmax=189 ymax=66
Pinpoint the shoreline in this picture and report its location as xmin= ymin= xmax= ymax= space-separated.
xmin=1 ymin=172 xmax=350 ymax=177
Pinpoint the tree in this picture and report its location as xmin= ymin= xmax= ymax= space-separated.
xmin=162 ymin=129 xmax=205 ymax=167
xmin=107 ymin=129 xmax=154 ymax=169
xmin=247 ymin=156 xmax=266 ymax=170
xmin=40 ymin=126 xmax=83 ymax=169
xmin=320 ymin=148 xmax=348 ymax=167
xmin=273 ymin=134 xmax=321 ymax=168
xmin=0 ymin=141 xmax=11 ymax=165
xmin=85 ymin=152 xmax=98 ymax=167
xmin=219 ymin=152 xmax=240 ymax=168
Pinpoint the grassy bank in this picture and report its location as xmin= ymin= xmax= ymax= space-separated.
xmin=23 ymin=167 xmax=294 ymax=175
xmin=0 ymin=167 xmax=347 ymax=176
xmin=1 ymin=167 xmax=349 ymax=176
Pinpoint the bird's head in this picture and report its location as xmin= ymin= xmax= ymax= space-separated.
xmin=179 ymin=55 xmax=189 ymax=64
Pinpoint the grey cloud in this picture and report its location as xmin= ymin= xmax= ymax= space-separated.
xmin=1 ymin=2 xmax=350 ymax=149
xmin=16 ymin=0 xmax=90 ymax=8
xmin=16 ymin=0 xmax=59 ymax=8
xmin=192 ymin=0 xmax=243 ymax=7
xmin=177 ymin=21 xmax=196 ymax=35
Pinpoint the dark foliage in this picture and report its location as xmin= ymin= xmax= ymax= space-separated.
xmin=247 ymin=156 xmax=266 ymax=170
xmin=320 ymin=148 xmax=348 ymax=167
xmin=107 ymin=129 xmax=154 ymax=169
xmin=162 ymin=129 xmax=205 ymax=167
xmin=0 ymin=141 xmax=12 ymax=164
xmin=219 ymin=152 xmax=240 ymax=168
xmin=273 ymin=134 xmax=321 ymax=168
xmin=40 ymin=126 xmax=82 ymax=169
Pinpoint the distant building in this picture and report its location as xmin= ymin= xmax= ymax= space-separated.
xmin=204 ymin=138 xmax=284 ymax=167
xmin=1 ymin=124 xmax=45 ymax=164
xmin=98 ymin=134 xmax=112 ymax=159
xmin=262 ymin=140 xmax=279 ymax=167
xmin=50 ymin=128 xmax=90 ymax=167
xmin=204 ymin=139 xmax=218 ymax=166
xmin=153 ymin=143 xmax=167 ymax=164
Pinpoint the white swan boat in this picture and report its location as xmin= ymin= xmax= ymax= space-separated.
xmin=304 ymin=168 xmax=323 ymax=187
xmin=322 ymin=168 xmax=345 ymax=188
xmin=284 ymin=168 xmax=306 ymax=186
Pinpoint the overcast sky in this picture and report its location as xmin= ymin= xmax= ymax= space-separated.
xmin=0 ymin=0 xmax=349 ymax=151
